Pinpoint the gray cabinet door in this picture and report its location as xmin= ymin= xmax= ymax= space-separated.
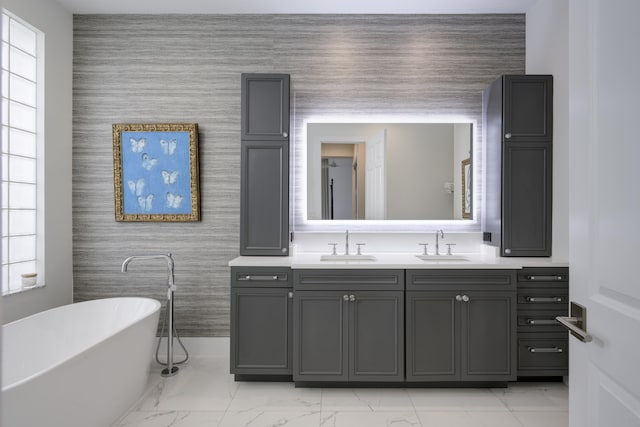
xmin=349 ymin=291 xmax=404 ymax=382
xmin=503 ymin=75 xmax=553 ymax=143
xmin=406 ymin=291 xmax=459 ymax=381
xmin=483 ymin=74 xmax=553 ymax=257
xmin=293 ymin=288 xmax=404 ymax=382
xmin=240 ymin=140 xmax=289 ymax=256
xmin=293 ymin=291 xmax=349 ymax=382
xmin=230 ymin=287 xmax=292 ymax=375
xmin=502 ymin=142 xmax=552 ymax=256
xmin=241 ymin=74 xmax=290 ymax=141
xmin=406 ymin=270 xmax=516 ymax=383
xmin=461 ymin=291 xmax=516 ymax=381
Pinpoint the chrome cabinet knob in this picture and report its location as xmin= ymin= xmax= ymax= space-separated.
xmin=343 ymin=295 xmax=349 ymax=301
xmin=462 ymin=295 xmax=470 ymax=302
xmin=283 ymin=132 xmax=288 ymax=138
xmin=456 ymin=295 xmax=463 ymax=302
xmin=505 ymin=132 xmax=512 ymax=139
xmin=288 ymin=292 xmax=293 ymax=298
xmin=349 ymin=295 xmax=356 ymax=302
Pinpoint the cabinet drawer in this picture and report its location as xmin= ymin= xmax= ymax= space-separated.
xmin=517 ymin=310 xmax=567 ymax=332
xmin=518 ymin=334 xmax=568 ymax=376
xmin=231 ymin=267 xmax=291 ymax=287
xmin=407 ymin=269 xmax=516 ymax=291
xmin=517 ymin=268 xmax=569 ymax=288
xmin=517 ymin=288 xmax=568 ymax=308
xmin=293 ymin=269 xmax=404 ymax=291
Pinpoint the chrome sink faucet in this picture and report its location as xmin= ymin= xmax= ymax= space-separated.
xmin=435 ymin=229 xmax=444 ymax=256
xmin=344 ymin=229 xmax=350 ymax=255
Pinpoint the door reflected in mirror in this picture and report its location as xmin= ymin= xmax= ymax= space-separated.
xmin=308 ymin=123 xmax=472 ymax=220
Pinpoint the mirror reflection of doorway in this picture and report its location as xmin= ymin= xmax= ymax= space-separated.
xmin=321 ymin=157 xmax=352 ymax=219
xmin=320 ymin=143 xmax=366 ymax=220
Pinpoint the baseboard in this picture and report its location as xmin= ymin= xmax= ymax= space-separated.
xmin=154 ymin=336 xmax=230 ymax=357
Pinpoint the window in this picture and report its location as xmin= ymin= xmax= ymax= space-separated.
xmin=1 ymin=10 xmax=44 ymax=295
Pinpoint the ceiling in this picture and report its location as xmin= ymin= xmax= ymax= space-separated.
xmin=55 ymin=0 xmax=538 ymax=14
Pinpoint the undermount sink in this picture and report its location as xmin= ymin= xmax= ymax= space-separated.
xmin=415 ymin=254 xmax=470 ymax=262
xmin=320 ymin=254 xmax=377 ymax=262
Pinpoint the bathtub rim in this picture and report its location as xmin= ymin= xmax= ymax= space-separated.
xmin=1 ymin=296 xmax=162 ymax=392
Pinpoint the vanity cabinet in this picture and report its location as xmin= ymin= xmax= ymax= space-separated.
xmin=484 ymin=75 xmax=553 ymax=257
xmin=516 ymin=267 xmax=569 ymax=377
xmin=230 ymin=267 xmax=292 ymax=377
xmin=406 ymin=270 xmax=517 ymax=382
xmin=240 ymin=73 xmax=290 ymax=256
xmin=292 ymin=270 xmax=404 ymax=382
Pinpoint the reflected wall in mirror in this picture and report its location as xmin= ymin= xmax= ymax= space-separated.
xmin=307 ymin=123 xmax=472 ymax=221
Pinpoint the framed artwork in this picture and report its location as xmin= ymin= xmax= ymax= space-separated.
xmin=112 ymin=123 xmax=200 ymax=222
xmin=461 ymin=158 xmax=471 ymax=219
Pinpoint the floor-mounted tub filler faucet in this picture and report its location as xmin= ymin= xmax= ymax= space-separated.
xmin=122 ymin=253 xmax=188 ymax=377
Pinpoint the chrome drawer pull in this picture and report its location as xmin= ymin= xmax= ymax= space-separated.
xmin=240 ymin=275 xmax=279 ymax=281
xmin=528 ymin=346 xmax=563 ymax=353
xmin=526 ymin=296 xmax=563 ymax=303
xmin=527 ymin=275 xmax=564 ymax=281
xmin=527 ymin=319 xmax=559 ymax=325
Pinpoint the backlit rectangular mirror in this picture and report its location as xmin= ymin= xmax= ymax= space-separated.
xmin=306 ymin=123 xmax=472 ymax=221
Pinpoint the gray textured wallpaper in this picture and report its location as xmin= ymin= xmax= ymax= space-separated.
xmin=72 ymin=14 xmax=524 ymax=336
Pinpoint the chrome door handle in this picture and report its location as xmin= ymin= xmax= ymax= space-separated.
xmin=528 ymin=346 xmax=563 ymax=353
xmin=556 ymin=316 xmax=592 ymax=342
xmin=556 ymin=302 xmax=592 ymax=343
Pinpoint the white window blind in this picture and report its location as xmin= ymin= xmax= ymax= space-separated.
xmin=1 ymin=11 xmax=43 ymax=295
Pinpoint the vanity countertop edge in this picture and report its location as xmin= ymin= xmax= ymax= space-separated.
xmin=228 ymin=254 xmax=569 ymax=269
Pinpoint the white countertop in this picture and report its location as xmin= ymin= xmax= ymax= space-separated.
xmin=228 ymin=252 xmax=569 ymax=269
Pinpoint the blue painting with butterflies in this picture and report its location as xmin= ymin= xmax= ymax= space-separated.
xmin=121 ymin=131 xmax=192 ymax=215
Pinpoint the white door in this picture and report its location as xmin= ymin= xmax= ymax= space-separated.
xmin=365 ymin=129 xmax=387 ymax=219
xmin=568 ymin=1 xmax=640 ymax=425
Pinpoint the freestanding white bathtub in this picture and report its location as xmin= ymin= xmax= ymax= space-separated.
xmin=2 ymin=297 xmax=161 ymax=427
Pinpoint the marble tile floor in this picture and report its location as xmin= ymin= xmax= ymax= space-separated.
xmin=114 ymin=354 xmax=568 ymax=427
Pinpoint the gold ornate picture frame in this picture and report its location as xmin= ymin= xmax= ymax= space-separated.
xmin=112 ymin=123 xmax=200 ymax=222
xmin=462 ymin=157 xmax=471 ymax=219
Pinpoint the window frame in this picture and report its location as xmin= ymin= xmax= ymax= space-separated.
xmin=1 ymin=9 xmax=45 ymax=296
